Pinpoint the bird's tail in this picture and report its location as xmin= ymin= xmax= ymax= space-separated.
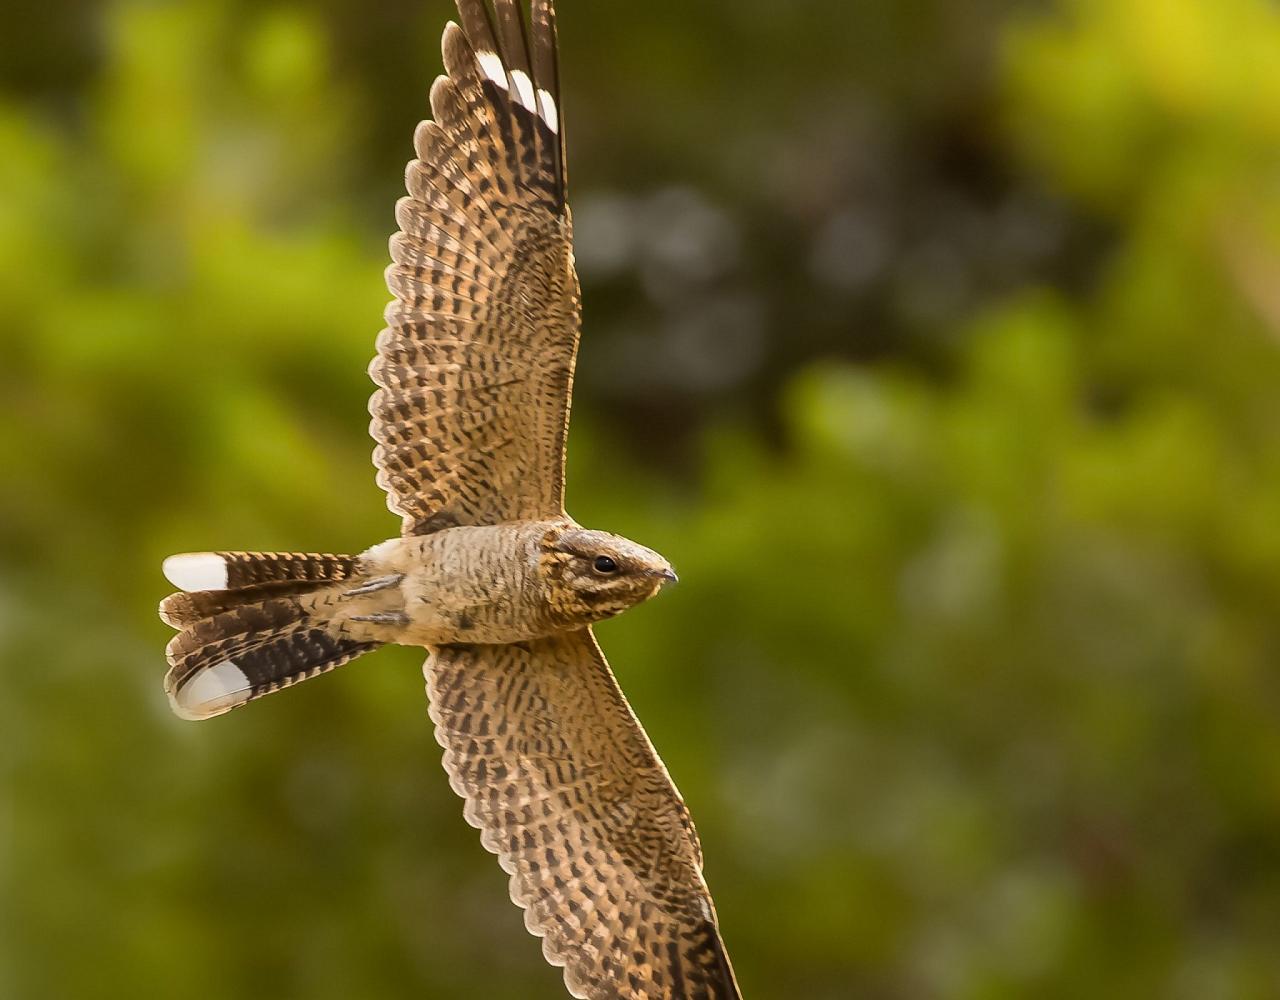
xmin=159 ymin=551 xmax=384 ymax=720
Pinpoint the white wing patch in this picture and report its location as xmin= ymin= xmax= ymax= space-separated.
xmin=537 ymin=88 xmax=559 ymax=134
xmin=510 ymin=69 xmax=537 ymax=112
xmin=473 ymin=50 xmax=553 ymax=129
xmin=476 ymin=50 xmax=509 ymax=90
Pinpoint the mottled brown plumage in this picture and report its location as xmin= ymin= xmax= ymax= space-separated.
xmin=159 ymin=3 xmax=740 ymax=997
xmin=373 ymin=0 xmax=576 ymax=536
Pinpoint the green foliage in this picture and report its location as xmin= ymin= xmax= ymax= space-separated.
xmin=4 ymin=0 xmax=1280 ymax=997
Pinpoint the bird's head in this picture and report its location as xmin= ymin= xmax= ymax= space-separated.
xmin=539 ymin=526 xmax=678 ymax=626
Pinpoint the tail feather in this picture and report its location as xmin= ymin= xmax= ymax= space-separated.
xmin=162 ymin=551 xmax=357 ymax=592
xmin=165 ymin=621 xmax=378 ymax=721
xmin=159 ymin=580 xmax=334 ymax=630
xmin=160 ymin=551 xmax=382 ymax=721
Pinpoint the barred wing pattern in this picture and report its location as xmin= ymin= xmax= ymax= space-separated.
xmin=427 ymin=630 xmax=741 ymax=1000
xmin=371 ymin=0 xmax=578 ymax=535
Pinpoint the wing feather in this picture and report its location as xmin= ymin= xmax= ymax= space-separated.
xmin=371 ymin=1 xmax=576 ymax=535
xmin=426 ymin=630 xmax=741 ymax=999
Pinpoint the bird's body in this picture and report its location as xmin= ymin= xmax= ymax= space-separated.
xmin=163 ymin=520 xmax=675 ymax=670
xmin=361 ymin=521 xmax=677 ymax=645
xmin=354 ymin=523 xmax=564 ymax=646
xmin=159 ymin=2 xmax=741 ymax=997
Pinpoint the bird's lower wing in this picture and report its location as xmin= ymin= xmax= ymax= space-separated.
xmin=425 ymin=629 xmax=740 ymax=999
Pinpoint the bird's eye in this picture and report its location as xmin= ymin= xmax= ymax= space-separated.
xmin=593 ymin=555 xmax=619 ymax=575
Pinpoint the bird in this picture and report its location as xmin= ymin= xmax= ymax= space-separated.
xmin=157 ymin=2 xmax=742 ymax=997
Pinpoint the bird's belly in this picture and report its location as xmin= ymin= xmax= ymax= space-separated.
xmin=398 ymin=586 xmax=539 ymax=646
xmin=384 ymin=527 xmax=549 ymax=646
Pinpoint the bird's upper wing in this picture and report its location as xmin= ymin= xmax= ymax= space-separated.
xmin=426 ymin=629 xmax=741 ymax=1000
xmin=371 ymin=0 xmax=579 ymax=535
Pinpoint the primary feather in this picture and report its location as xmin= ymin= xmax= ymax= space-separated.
xmin=371 ymin=0 xmax=576 ymax=536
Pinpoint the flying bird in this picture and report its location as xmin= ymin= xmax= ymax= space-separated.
xmin=158 ymin=2 xmax=741 ymax=997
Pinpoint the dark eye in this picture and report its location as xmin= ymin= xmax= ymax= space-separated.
xmin=593 ymin=555 xmax=619 ymax=575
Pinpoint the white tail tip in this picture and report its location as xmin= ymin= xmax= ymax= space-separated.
xmin=162 ymin=553 xmax=229 ymax=592
xmin=168 ymin=659 xmax=252 ymax=721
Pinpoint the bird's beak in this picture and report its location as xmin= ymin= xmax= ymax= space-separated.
xmin=651 ymin=567 xmax=678 ymax=586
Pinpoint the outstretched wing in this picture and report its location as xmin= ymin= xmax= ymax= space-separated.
xmin=426 ymin=630 xmax=741 ymax=1000
xmin=371 ymin=0 xmax=579 ymax=535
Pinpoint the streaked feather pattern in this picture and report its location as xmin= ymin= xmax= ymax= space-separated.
xmin=370 ymin=0 xmax=577 ymax=536
xmin=428 ymin=629 xmax=740 ymax=999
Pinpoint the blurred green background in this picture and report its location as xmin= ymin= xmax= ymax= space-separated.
xmin=5 ymin=0 xmax=1280 ymax=996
